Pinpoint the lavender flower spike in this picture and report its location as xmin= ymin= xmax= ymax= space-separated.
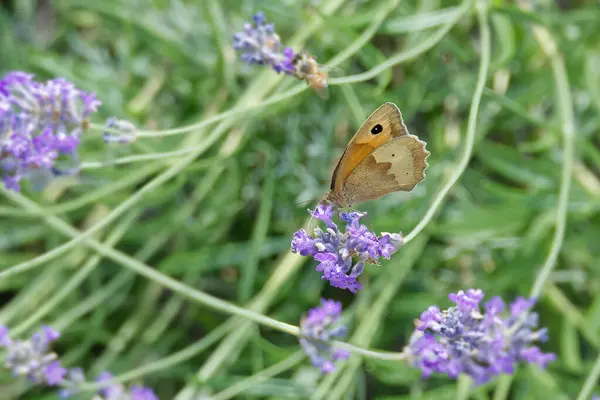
xmin=233 ymin=11 xmax=295 ymax=75
xmin=0 ymin=71 xmax=101 ymax=191
xmin=0 ymin=325 xmax=67 ymax=386
xmin=406 ymin=289 xmax=555 ymax=384
xmin=291 ymin=204 xmax=403 ymax=293
xmin=300 ymin=299 xmax=350 ymax=373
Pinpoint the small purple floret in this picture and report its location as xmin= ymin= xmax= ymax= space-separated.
xmin=406 ymin=289 xmax=555 ymax=384
xmin=0 ymin=325 xmax=67 ymax=386
xmin=61 ymin=369 xmax=158 ymax=399
xmin=300 ymin=299 xmax=350 ymax=373
xmin=44 ymin=361 xmax=67 ymax=386
xmin=291 ymin=204 xmax=403 ymax=293
xmin=131 ymin=385 xmax=160 ymax=400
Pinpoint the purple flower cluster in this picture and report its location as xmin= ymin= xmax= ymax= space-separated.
xmin=291 ymin=204 xmax=403 ymax=293
xmin=103 ymin=117 xmax=138 ymax=144
xmin=0 ymin=325 xmax=67 ymax=386
xmin=406 ymin=289 xmax=555 ymax=384
xmin=0 ymin=71 xmax=100 ymax=191
xmin=233 ymin=11 xmax=295 ymax=75
xmin=0 ymin=325 xmax=156 ymax=399
xmin=299 ymin=299 xmax=350 ymax=373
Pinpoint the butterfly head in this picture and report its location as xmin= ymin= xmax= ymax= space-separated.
xmin=322 ymin=190 xmax=347 ymax=209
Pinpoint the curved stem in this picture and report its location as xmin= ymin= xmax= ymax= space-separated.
xmin=404 ymin=0 xmax=489 ymax=244
xmin=0 ymin=163 xmax=159 ymax=217
xmin=10 ymin=211 xmax=139 ymax=336
xmin=576 ymin=352 xmax=600 ymax=400
xmin=328 ymin=1 xmax=469 ymax=86
xmin=91 ymin=85 xmax=307 ymax=139
xmin=4 ymin=191 xmax=301 ymax=336
xmin=87 ymin=0 xmax=468 ymax=141
xmin=74 ymin=321 xmax=234 ymax=392
xmin=80 ymin=151 xmax=218 ymax=170
xmin=527 ymin=15 xmax=575 ymax=300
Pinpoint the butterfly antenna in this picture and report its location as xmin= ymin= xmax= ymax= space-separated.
xmin=306 ymin=200 xmax=319 ymax=231
xmin=305 ymin=192 xmax=331 ymax=231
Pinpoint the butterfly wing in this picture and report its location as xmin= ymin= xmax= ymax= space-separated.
xmin=329 ymin=103 xmax=409 ymax=202
xmin=341 ymin=135 xmax=429 ymax=206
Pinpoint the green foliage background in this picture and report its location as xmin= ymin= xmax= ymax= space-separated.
xmin=1 ymin=0 xmax=599 ymax=398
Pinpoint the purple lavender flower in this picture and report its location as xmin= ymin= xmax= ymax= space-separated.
xmin=0 ymin=324 xmax=67 ymax=386
xmin=0 ymin=324 xmax=158 ymax=399
xmin=57 ymin=368 xmax=86 ymax=398
xmin=96 ymin=371 xmax=127 ymax=399
xmin=406 ymin=289 xmax=555 ymax=384
xmin=131 ymin=385 xmax=159 ymax=400
xmin=103 ymin=117 xmax=138 ymax=144
xmin=233 ymin=11 xmax=296 ymax=75
xmin=299 ymin=299 xmax=350 ymax=373
xmin=291 ymin=204 xmax=403 ymax=293
xmin=0 ymin=71 xmax=101 ymax=191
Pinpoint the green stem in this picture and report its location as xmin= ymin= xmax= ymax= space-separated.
xmin=326 ymin=0 xmax=401 ymax=68
xmin=177 ymin=4 xmax=471 ymax=397
xmin=79 ymin=152 xmax=218 ymax=170
xmin=0 ymin=163 xmax=159 ymax=217
xmin=527 ymin=19 xmax=575 ymax=300
xmin=4 ymin=191 xmax=301 ymax=336
xmin=52 ymin=269 xmax=133 ymax=331
xmin=88 ymin=0 xmax=467 ymax=141
xmin=456 ymin=374 xmax=475 ymax=400
xmin=328 ymin=1 xmax=469 ymax=86
xmin=0 ymin=117 xmax=231 ymax=280
xmin=332 ymin=341 xmax=407 ymax=361
xmin=493 ymin=375 xmax=514 ymax=400
xmin=404 ymin=0 xmax=488 ymax=244
xmin=10 ymin=211 xmax=139 ymax=336
xmin=446 ymin=4 xmax=490 ymax=398
xmin=576 ymin=352 xmax=600 ymax=400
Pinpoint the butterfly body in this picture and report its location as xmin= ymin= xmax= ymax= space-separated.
xmin=324 ymin=102 xmax=429 ymax=208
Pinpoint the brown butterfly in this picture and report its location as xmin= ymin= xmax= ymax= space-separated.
xmin=323 ymin=102 xmax=430 ymax=208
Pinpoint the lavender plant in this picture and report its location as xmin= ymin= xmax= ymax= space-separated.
xmin=5 ymin=1 xmax=598 ymax=398
xmin=406 ymin=289 xmax=555 ymax=384
xmin=0 ymin=325 xmax=157 ymax=399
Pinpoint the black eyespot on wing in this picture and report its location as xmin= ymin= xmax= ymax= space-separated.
xmin=392 ymin=153 xmax=395 ymax=157
xmin=371 ymin=124 xmax=383 ymax=134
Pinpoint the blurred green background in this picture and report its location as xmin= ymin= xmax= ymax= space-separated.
xmin=1 ymin=0 xmax=600 ymax=399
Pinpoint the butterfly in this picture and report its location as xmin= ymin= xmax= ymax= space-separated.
xmin=323 ymin=102 xmax=429 ymax=208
